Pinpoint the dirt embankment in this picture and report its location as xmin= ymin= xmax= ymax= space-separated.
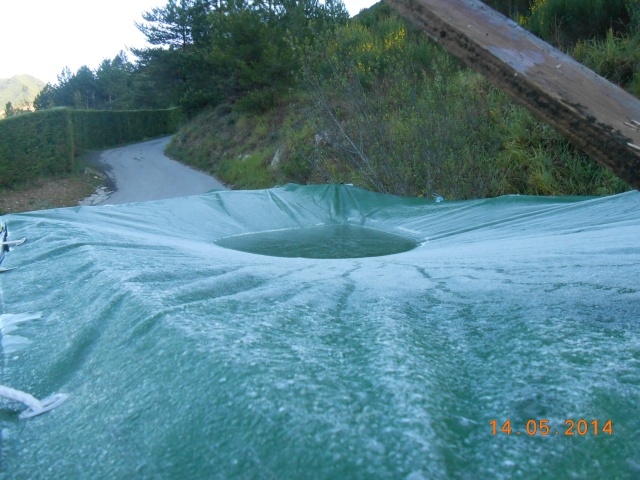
xmin=0 ymin=172 xmax=102 ymax=214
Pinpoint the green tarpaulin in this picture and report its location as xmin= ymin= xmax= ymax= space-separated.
xmin=1 ymin=184 xmax=639 ymax=478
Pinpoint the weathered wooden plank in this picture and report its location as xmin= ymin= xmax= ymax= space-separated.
xmin=385 ymin=0 xmax=640 ymax=190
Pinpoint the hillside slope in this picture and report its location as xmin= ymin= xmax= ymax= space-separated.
xmin=0 ymin=74 xmax=45 ymax=116
xmin=167 ymin=6 xmax=632 ymax=199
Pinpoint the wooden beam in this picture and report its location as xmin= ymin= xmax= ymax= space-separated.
xmin=385 ymin=0 xmax=640 ymax=190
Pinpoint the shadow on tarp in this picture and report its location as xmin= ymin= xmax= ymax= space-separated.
xmin=1 ymin=184 xmax=639 ymax=479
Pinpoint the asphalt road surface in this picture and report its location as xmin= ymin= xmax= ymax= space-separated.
xmin=88 ymin=136 xmax=226 ymax=205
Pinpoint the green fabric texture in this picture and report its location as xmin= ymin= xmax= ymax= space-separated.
xmin=1 ymin=184 xmax=639 ymax=478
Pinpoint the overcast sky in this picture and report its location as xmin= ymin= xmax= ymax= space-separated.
xmin=0 ymin=0 xmax=377 ymax=85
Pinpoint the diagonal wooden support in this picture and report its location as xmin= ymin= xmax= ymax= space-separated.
xmin=385 ymin=0 xmax=640 ymax=190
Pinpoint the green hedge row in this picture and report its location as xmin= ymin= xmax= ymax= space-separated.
xmin=0 ymin=107 xmax=183 ymax=187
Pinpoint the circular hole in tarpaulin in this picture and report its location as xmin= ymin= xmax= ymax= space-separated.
xmin=215 ymin=224 xmax=418 ymax=259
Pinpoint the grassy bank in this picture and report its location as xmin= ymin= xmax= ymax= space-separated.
xmin=167 ymin=6 xmax=631 ymax=199
xmin=168 ymin=90 xmax=629 ymax=198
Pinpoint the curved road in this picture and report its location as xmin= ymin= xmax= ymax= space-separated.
xmin=88 ymin=136 xmax=225 ymax=205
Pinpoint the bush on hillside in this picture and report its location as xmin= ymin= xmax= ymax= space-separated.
xmin=295 ymin=15 xmax=629 ymax=198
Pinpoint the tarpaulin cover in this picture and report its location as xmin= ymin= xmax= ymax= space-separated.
xmin=0 ymin=184 xmax=639 ymax=479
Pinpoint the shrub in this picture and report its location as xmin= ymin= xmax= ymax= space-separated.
xmin=572 ymin=28 xmax=640 ymax=96
xmin=297 ymin=13 xmax=630 ymax=198
xmin=523 ymin=0 xmax=633 ymax=47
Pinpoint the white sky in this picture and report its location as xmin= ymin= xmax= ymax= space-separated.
xmin=0 ymin=0 xmax=376 ymax=85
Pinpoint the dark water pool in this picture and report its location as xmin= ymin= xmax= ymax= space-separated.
xmin=215 ymin=224 xmax=418 ymax=259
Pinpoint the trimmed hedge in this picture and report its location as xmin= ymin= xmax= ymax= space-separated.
xmin=0 ymin=107 xmax=183 ymax=187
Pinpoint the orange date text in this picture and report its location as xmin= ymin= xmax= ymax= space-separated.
xmin=490 ymin=419 xmax=612 ymax=436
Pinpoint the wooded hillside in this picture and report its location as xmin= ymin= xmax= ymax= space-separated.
xmin=22 ymin=0 xmax=640 ymax=198
xmin=0 ymin=74 xmax=45 ymax=118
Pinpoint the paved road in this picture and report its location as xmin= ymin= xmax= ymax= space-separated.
xmin=87 ymin=136 xmax=226 ymax=205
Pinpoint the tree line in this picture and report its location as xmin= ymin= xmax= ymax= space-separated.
xmin=35 ymin=53 xmax=135 ymax=110
xmin=33 ymin=0 xmax=640 ymax=115
xmin=34 ymin=0 xmax=349 ymax=113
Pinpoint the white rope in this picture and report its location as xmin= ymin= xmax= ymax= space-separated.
xmin=0 ymin=238 xmax=26 ymax=247
xmin=0 ymin=384 xmax=68 ymax=419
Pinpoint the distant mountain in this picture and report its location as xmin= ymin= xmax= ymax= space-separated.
xmin=0 ymin=74 xmax=45 ymax=117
